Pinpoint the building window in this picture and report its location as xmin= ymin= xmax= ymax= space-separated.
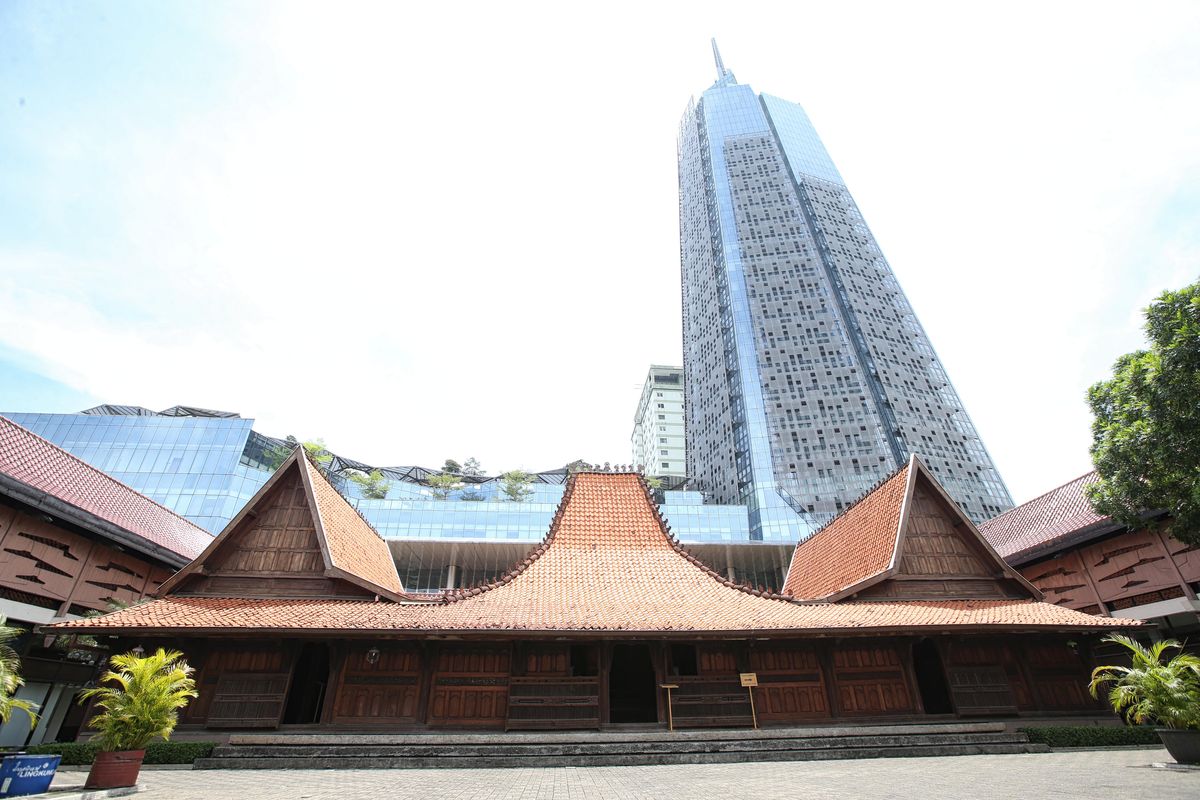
xmin=657 ymin=403 xmax=665 ymax=408
xmin=662 ymin=463 xmax=670 ymax=469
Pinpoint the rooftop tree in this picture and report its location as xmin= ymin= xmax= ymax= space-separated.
xmin=1086 ymin=280 xmax=1200 ymax=546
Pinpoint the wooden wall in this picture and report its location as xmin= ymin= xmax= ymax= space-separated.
xmin=0 ymin=504 xmax=173 ymax=615
xmin=177 ymin=635 xmax=1104 ymax=731
xmin=1020 ymin=523 xmax=1199 ymax=616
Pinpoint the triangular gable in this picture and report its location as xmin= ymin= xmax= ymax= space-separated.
xmin=296 ymin=451 xmax=407 ymax=600
xmin=157 ymin=449 xmax=407 ymax=602
xmin=784 ymin=455 xmax=1040 ymax=602
xmin=782 ymin=462 xmax=911 ymax=600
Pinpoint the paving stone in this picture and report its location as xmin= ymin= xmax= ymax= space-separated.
xmin=44 ymin=748 xmax=1200 ymax=800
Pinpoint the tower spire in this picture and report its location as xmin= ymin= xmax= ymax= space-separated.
xmin=711 ymin=38 xmax=727 ymax=81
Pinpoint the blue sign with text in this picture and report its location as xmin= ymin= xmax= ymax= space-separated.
xmin=0 ymin=754 xmax=61 ymax=797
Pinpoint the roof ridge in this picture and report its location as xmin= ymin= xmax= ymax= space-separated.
xmin=299 ymin=448 xmax=388 ymax=543
xmin=640 ymin=472 xmax=791 ymax=601
xmin=441 ymin=472 xmax=792 ymax=604
xmin=0 ymin=415 xmax=209 ymax=535
xmin=441 ymin=471 xmax=577 ymax=604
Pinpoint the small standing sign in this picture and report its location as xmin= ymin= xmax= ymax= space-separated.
xmin=740 ymin=673 xmax=759 ymax=728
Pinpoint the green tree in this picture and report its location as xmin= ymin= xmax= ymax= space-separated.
xmin=0 ymin=618 xmax=37 ymax=729
xmin=565 ymin=459 xmax=591 ymax=474
xmin=644 ymin=475 xmax=664 ymax=490
xmin=442 ymin=459 xmax=462 ymax=475
xmin=426 ymin=472 xmax=464 ymax=500
xmin=499 ymin=469 xmax=534 ymax=502
xmin=80 ymin=648 xmax=198 ymax=751
xmin=461 ymin=457 xmax=485 ymax=478
xmin=1086 ymin=281 xmax=1200 ymax=545
xmin=346 ymin=469 xmax=391 ymax=499
xmin=263 ymin=436 xmax=333 ymax=471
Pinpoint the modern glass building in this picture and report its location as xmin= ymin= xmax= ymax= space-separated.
xmin=678 ymin=42 xmax=1012 ymax=534
xmin=3 ymin=406 xmax=794 ymax=592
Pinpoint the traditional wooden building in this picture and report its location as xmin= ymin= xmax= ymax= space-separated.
xmin=0 ymin=416 xmax=212 ymax=745
xmin=981 ymin=471 xmax=1199 ymax=639
xmin=51 ymin=449 xmax=1134 ymax=732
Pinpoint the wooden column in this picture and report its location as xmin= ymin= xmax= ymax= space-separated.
xmin=319 ymin=643 xmax=346 ymax=725
xmin=819 ymin=639 xmax=841 ymax=718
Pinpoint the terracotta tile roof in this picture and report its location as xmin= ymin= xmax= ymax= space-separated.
xmin=0 ymin=415 xmax=210 ymax=561
xmin=783 ymin=463 xmax=911 ymax=600
xmin=980 ymin=471 xmax=1112 ymax=563
xmin=49 ymin=595 xmax=1133 ymax=635
xmin=52 ymin=473 xmax=1134 ymax=635
xmin=297 ymin=453 xmax=405 ymax=598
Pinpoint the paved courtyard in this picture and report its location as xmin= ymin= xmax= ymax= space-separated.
xmin=48 ymin=748 xmax=1199 ymax=799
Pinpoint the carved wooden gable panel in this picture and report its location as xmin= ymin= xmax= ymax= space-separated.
xmin=177 ymin=467 xmax=378 ymax=599
xmin=1167 ymin=531 xmax=1200 ymax=584
xmin=1082 ymin=529 xmax=1180 ymax=605
xmin=0 ymin=507 xmax=94 ymax=603
xmin=0 ymin=506 xmax=166 ymax=612
xmin=75 ymin=547 xmax=153 ymax=609
xmin=206 ymin=471 xmax=325 ymax=578
xmin=1021 ymin=552 xmax=1103 ymax=613
xmin=897 ymin=486 xmax=991 ymax=578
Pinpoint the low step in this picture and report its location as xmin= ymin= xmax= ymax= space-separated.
xmin=196 ymin=742 xmax=1046 ymax=770
xmin=195 ymin=723 xmax=1048 ymax=770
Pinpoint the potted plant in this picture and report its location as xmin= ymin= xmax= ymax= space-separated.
xmin=1089 ymin=633 xmax=1200 ymax=764
xmin=79 ymin=648 xmax=198 ymax=789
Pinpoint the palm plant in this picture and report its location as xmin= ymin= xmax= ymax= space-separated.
xmin=80 ymin=648 xmax=198 ymax=751
xmin=0 ymin=617 xmax=38 ymax=729
xmin=1089 ymin=634 xmax=1200 ymax=729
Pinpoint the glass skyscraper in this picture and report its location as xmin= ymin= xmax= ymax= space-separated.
xmin=679 ymin=42 xmax=1011 ymax=533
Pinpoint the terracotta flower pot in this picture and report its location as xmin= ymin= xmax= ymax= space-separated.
xmin=1157 ymin=729 xmax=1200 ymax=765
xmin=84 ymin=749 xmax=145 ymax=789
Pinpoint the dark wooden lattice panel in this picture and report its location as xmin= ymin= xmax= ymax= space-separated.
xmin=832 ymin=644 xmax=915 ymax=715
xmin=750 ymin=645 xmax=830 ymax=722
xmin=670 ymin=677 xmax=752 ymax=728
xmin=945 ymin=666 xmax=1017 ymax=715
xmin=506 ymin=677 xmax=600 ymax=730
xmin=332 ymin=644 xmax=422 ymax=725
xmin=427 ymin=645 xmax=511 ymax=728
xmin=945 ymin=640 xmax=1032 ymax=710
xmin=188 ymin=646 xmax=289 ymax=724
xmin=206 ymin=672 xmax=291 ymax=729
xmin=1022 ymin=641 xmax=1098 ymax=712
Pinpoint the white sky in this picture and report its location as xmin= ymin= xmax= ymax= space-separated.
xmin=0 ymin=1 xmax=1197 ymax=504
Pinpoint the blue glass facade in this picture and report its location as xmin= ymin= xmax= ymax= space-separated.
xmin=2 ymin=409 xmax=793 ymax=547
